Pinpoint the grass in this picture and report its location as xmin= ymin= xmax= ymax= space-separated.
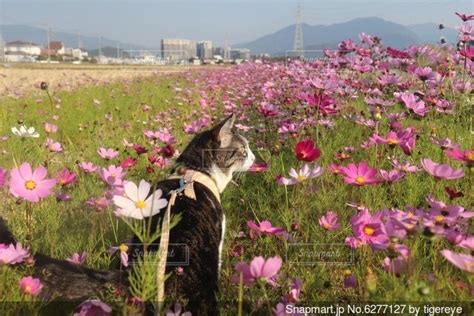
xmin=0 ymin=60 xmax=472 ymax=315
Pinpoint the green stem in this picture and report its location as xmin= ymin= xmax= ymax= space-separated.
xmin=237 ymin=270 xmax=244 ymax=316
xmin=260 ymin=282 xmax=272 ymax=316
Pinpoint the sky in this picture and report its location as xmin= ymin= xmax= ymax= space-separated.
xmin=1 ymin=0 xmax=472 ymax=47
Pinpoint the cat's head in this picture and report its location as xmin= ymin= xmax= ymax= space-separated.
xmin=176 ymin=114 xmax=255 ymax=192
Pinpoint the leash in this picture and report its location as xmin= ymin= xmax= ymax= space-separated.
xmin=156 ymin=170 xmax=220 ymax=314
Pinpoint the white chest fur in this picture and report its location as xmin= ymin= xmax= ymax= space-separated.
xmin=218 ymin=214 xmax=226 ymax=272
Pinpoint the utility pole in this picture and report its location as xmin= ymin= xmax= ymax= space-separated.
xmin=293 ymin=4 xmax=304 ymax=58
xmin=98 ymin=35 xmax=102 ymax=62
xmin=47 ymin=24 xmax=51 ymax=63
xmin=0 ymin=0 xmax=4 ymax=63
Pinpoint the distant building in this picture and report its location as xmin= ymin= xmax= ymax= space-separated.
xmin=161 ymin=38 xmax=194 ymax=61
xmin=230 ymin=48 xmax=251 ymax=60
xmin=197 ymin=40 xmax=213 ymax=59
xmin=213 ymin=46 xmax=231 ymax=59
xmin=42 ymin=41 xmax=65 ymax=57
xmin=5 ymin=41 xmax=41 ymax=56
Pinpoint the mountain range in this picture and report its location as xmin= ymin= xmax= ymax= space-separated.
xmin=235 ymin=17 xmax=457 ymax=55
xmin=1 ymin=17 xmax=458 ymax=57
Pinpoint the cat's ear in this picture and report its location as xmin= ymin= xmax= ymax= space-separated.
xmin=211 ymin=114 xmax=235 ymax=147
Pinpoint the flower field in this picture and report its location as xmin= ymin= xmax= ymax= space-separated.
xmin=1 ymin=23 xmax=473 ymax=315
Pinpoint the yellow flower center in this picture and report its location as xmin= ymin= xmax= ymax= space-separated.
xmin=387 ymin=139 xmax=398 ymax=145
xmin=363 ymin=226 xmax=375 ymax=236
xmin=467 ymin=152 xmax=474 ymax=162
xmin=119 ymin=244 xmax=128 ymax=252
xmin=434 ymin=215 xmax=444 ymax=223
xmin=407 ymin=212 xmax=414 ymax=219
xmin=25 ymin=180 xmax=37 ymax=190
xmin=343 ymin=269 xmax=352 ymax=276
xmin=355 ymin=176 xmax=365 ymax=185
xmin=25 ymin=285 xmax=32 ymax=293
xmin=466 ymin=262 xmax=474 ymax=272
xmin=135 ymin=200 xmax=146 ymax=209
xmin=297 ymin=175 xmax=306 ymax=182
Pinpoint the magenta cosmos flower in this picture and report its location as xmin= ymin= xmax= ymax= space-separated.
xmin=348 ymin=209 xmax=389 ymax=248
xmin=234 ymin=256 xmax=282 ymax=285
xmin=445 ymin=148 xmax=474 ymax=167
xmin=9 ymin=162 xmax=56 ymax=202
xmin=294 ymin=139 xmax=321 ymax=162
xmin=0 ymin=243 xmax=30 ymax=265
xmin=441 ymin=250 xmax=474 ymax=273
xmin=19 ymin=276 xmax=43 ymax=296
xmin=421 ymin=159 xmax=464 ymax=180
xmin=55 ymin=168 xmax=77 ymax=187
xmin=246 ymin=220 xmax=285 ymax=238
xmin=339 ymin=161 xmax=381 ymax=186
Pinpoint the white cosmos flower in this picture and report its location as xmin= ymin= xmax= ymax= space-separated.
xmin=11 ymin=125 xmax=40 ymax=138
xmin=278 ymin=164 xmax=323 ymax=185
xmin=113 ymin=180 xmax=168 ymax=219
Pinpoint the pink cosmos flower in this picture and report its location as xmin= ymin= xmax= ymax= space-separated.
xmin=257 ymin=102 xmax=279 ymax=117
xmin=413 ymin=66 xmax=436 ymax=81
xmin=0 ymin=243 xmax=30 ymax=265
xmin=184 ymin=116 xmax=210 ymax=134
xmin=441 ymin=250 xmax=474 ymax=273
xmin=66 ymin=251 xmax=87 ymax=265
xmin=44 ymin=122 xmax=58 ymax=133
xmin=249 ymin=162 xmax=268 ymax=173
xmin=98 ymin=165 xmax=126 ymax=187
xmin=303 ymin=92 xmax=338 ymax=115
xmin=78 ymin=162 xmax=97 ymax=173
xmin=457 ymin=23 xmax=474 ymax=42
xmin=234 ymin=256 xmax=282 ymax=285
xmin=389 ymin=158 xmax=420 ymax=173
xmin=455 ymin=12 xmax=474 ymax=22
xmin=44 ymin=138 xmax=63 ymax=152
xmin=339 ymin=161 xmax=381 ymax=186
xmin=165 ymin=303 xmax=192 ymax=316
xmin=74 ymin=299 xmax=112 ymax=316
xmin=444 ymin=148 xmax=474 ymax=167
xmin=278 ymin=164 xmax=323 ymax=185
xmin=86 ymin=196 xmax=111 ymax=212
xmin=19 ymin=276 xmax=43 ymax=296
xmin=294 ymin=139 xmax=321 ymax=162
xmin=55 ymin=168 xmax=77 ymax=187
xmin=379 ymin=169 xmax=405 ymax=183
xmin=246 ymin=220 xmax=285 ymax=238
xmin=9 ymin=162 xmax=56 ymax=202
xmin=430 ymin=137 xmax=457 ymax=150
xmin=421 ymin=159 xmax=464 ymax=180
xmin=284 ymin=278 xmax=303 ymax=303
xmin=318 ymin=211 xmax=340 ymax=231
xmin=370 ymin=128 xmax=416 ymax=155
xmin=97 ymin=147 xmax=119 ymax=160
xmin=400 ymin=92 xmax=429 ymax=116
